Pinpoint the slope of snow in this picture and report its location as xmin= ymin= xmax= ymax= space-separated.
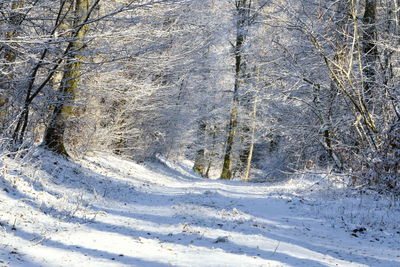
xmin=0 ymin=149 xmax=399 ymax=267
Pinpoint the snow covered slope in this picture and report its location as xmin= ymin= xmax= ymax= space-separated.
xmin=0 ymin=150 xmax=399 ymax=267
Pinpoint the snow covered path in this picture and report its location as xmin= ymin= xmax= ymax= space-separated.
xmin=1 ymin=152 xmax=399 ymax=267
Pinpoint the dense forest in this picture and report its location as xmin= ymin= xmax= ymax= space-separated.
xmin=1 ymin=1 xmax=400 ymax=266
xmin=1 ymin=0 xmax=399 ymax=189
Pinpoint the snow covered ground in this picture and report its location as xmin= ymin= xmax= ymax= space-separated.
xmin=1 ymin=149 xmax=399 ymax=267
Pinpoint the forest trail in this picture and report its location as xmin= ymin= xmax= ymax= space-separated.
xmin=0 ymin=152 xmax=399 ymax=267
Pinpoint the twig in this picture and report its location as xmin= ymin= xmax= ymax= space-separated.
xmin=272 ymin=241 xmax=280 ymax=255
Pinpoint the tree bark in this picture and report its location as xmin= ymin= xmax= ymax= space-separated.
xmin=193 ymin=121 xmax=207 ymax=176
xmin=362 ymin=0 xmax=378 ymax=100
xmin=221 ymin=0 xmax=249 ymax=179
xmin=43 ymin=0 xmax=89 ymax=155
xmin=243 ymin=95 xmax=257 ymax=182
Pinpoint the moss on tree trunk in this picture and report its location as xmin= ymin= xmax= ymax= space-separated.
xmin=43 ymin=0 xmax=89 ymax=156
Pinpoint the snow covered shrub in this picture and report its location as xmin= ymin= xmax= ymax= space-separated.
xmin=364 ymin=121 xmax=400 ymax=193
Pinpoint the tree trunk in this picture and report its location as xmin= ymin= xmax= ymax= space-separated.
xmin=204 ymin=126 xmax=217 ymax=178
xmin=43 ymin=0 xmax=89 ymax=155
xmin=193 ymin=121 xmax=207 ymax=176
xmin=243 ymin=95 xmax=257 ymax=182
xmin=221 ymin=106 xmax=238 ymax=179
xmin=220 ymin=0 xmax=249 ymax=180
xmin=362 ymin=0 xmax=377 ymax=101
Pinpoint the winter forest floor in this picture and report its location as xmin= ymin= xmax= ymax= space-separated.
xmin=0 ymin=150 xmax=399 ymax=267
